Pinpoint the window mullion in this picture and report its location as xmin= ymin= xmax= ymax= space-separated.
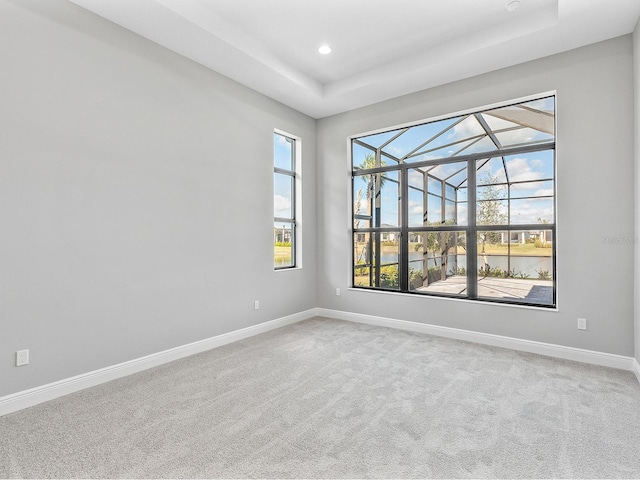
xmin=399 ymin=167 xmax=409 ymax=291
xmin=350 ymin=94 xmax=555 ymax=307
xmin=467 ymin=160 xmax=478 ymax=299
xmin=374 ymin=172 xmax=381 ymax=287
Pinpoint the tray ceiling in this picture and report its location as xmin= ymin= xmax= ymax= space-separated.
xmin=69 ymin=0 xmax=640 ymax=118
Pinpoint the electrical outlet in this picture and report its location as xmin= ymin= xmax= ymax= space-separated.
xmin=16 ymin=349 xmax=29 ymax=366
xmin=336 ymin=288 xmax=341 ymax=296
xmin=577 ymin=318 xmax=587 ymax=330
xmin=254 ymin=300 xmax=260 ymax=310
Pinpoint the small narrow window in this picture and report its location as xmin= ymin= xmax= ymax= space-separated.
xmin=274 ymin=132 xmax=298 ymax=269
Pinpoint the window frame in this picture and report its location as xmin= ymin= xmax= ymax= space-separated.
xmin=274 ymin=130 xmax=301 ymax=270
xmin=350 ymin=95 xmax=557 ymax=308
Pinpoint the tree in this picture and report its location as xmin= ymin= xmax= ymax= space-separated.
xmin=354 ymin=153 xmax=387 ymax=286
xmin=354 ymin=154 xmax=386 ymax=225
xmin=477 ymin=171 xmax=507 ymax=249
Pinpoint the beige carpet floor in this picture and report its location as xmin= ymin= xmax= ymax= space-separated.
xmin=1 ymin=316 xmax=640 ymax=478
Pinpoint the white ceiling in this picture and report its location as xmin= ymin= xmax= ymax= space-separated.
xmin=69 ymin=0 xmax=640 ymax=119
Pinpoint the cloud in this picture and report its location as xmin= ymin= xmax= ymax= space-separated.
xmin=408 ymin=170 xmax=425 ymax=188
xmin=530 ymin=158 xmax=545 ymax=169
xmin=457 ymin=203 xmax=468 ymax=223
xmin=495 ymin=128 xmax=540 ymax=146
xmin=274 ymin=194 xmax=291 ymax=217
xmin=275 ymin=134 xmax=292 ymax=147
xmin=450 ymin=115 xmax=485 ymax=139
xmin=352 ymin=196 xmax=371 ymax=218
xmin=533 ymin=188 xmax=554 ymax=197
xmin=510 ymin=199 xmax=554 ymax=224
xmin=506 ymin=157 xmax=545 ymax=183
xmin=408 ymin=200 xmax=424 ymax=215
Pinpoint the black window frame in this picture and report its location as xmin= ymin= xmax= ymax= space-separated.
xmin=351 ymin=96 xmax=557 ymax=308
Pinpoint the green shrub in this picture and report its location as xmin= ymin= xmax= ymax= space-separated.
xmin=479 ymin=266 xmax=529 ymax=279
xmin=426 ymin=266 xmax=441 ymax=283
xmin=409 ymin=268 xmax=423 ymax=288
xmin=380 ymin=265 xmax=399 ymax=288
xmin=536 ymin=269 xmax=552 ymax=280
xmin=534 ymin=239 xmax=552 ymax=248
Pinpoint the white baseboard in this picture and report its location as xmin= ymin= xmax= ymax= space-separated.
xmin=3 ymin=307 xmax=637 ymax=417
xmin=317 ymin=308 xmax=636 ymax=373
xmin=0 ymin=309 xmax=318 ymax=417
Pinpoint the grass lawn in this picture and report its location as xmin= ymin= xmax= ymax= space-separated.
xmin=274 ymin=246 xmax=292 ymax=266
xmin=473 ymin=242 xmax=552 ymax=257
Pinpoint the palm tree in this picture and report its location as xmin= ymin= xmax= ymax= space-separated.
xmin=355 ymin=153 xmax=386 ymax=285
xmin=355 ymin=153 xmax=386 ymax=226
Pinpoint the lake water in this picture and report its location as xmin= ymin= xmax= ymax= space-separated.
xmin=382 ymin=252 xmax=552 ymax=278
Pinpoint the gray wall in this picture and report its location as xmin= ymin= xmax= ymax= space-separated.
xmin=318 ymin=36 xmax=636 ymax=357
xmin=0 ymin=0 xmax=317 ymax=397
xmin=634 ymin=19 xmax=640 ymax=366
xmin=1 ymin=1 xmax=637 ymax=399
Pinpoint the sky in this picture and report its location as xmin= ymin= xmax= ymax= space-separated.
xmin=274 ymin=133 xmax=294 ymax=224
xmin=353 ymin=149 xmax=555 ymax=229
xmin=274 ymin=98 xmax=556 ymax=236
xmin=352 ymin=96 xmax=556 ymax=229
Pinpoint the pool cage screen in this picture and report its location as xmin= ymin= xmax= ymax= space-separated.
xmin=351 ymin=95 xmax=556 ymax=307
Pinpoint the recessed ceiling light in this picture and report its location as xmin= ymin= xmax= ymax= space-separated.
xmin=318 ymin=45 xmax=332 ymax=55
xmin=505 ymin=0 xmax=521 ymax=12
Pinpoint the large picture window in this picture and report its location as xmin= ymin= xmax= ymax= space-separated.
xmin=352 ymin=95 xmax=556 ymax=307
